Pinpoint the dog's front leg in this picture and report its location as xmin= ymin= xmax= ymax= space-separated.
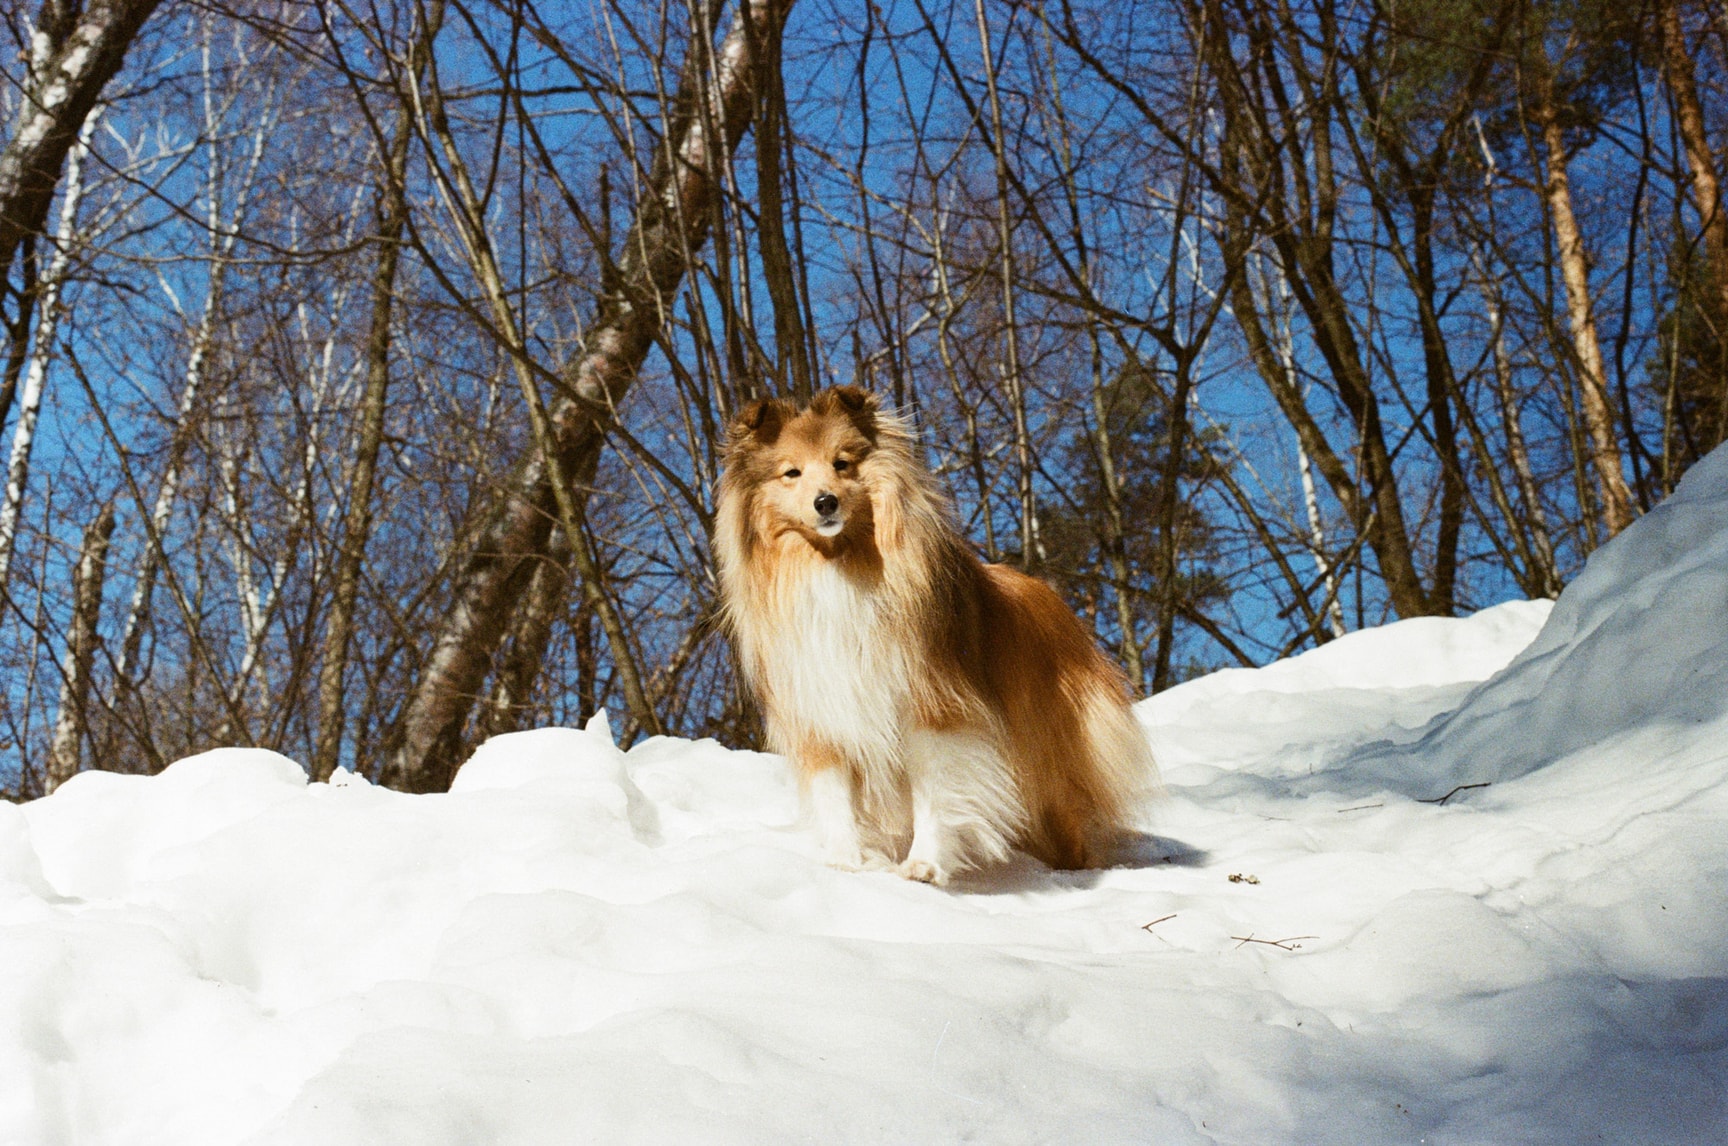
xmin=899 ymin=729 xmax=1023 ymax=886
xmin=805 ymin=757 xmax=866 ymax=869
xmin=900 ymin=774 xmax=952 ymax=885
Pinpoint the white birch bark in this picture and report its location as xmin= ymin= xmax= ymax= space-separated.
xmin=218 ymin=309 xmax=354 ymax=714
xmin=113 ymin=28 xmax=276 ymax=683
xmin=0 ymin=0 xmax=162 ymax=282
xmin=1532 ymin=54 xmax=1634 ymax=538
xmin=1260 ymin=257 xmax=1346 ymax=636
xmin=0 ymin=107 xmax=99 ymax=589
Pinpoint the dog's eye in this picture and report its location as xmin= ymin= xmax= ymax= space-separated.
xmin=782 ymin=468 xmax=801 ymax=479
xmin=833 ymin=459 xmax=850 ymax=473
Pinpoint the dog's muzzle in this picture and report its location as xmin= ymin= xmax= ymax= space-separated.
xmin=813 ymin=491 xmax=842 ymax=535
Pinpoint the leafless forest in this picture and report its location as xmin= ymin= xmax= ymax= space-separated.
xmin=1 ymin=0 xmax=1724 ymax=796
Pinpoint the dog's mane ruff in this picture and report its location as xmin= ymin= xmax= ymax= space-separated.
xmin=714 ymin=397 xmax=966 ymax=692
xmin=854 ymin=407 xmax=977 ymax=633
xmin=857 ymin=406 xmax=956 ymax=573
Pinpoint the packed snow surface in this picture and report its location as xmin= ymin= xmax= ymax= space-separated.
xmin=8 ymin=455 xmax=1728 ymax=1143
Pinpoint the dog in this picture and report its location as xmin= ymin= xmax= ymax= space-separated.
xmin=715 ymin=386 xmax=1156 ymax=884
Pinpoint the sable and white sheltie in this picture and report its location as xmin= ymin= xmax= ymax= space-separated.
xmin=716 ymin=386 xmax=1156 ymax=885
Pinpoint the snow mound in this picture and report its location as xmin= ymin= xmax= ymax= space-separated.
xmin=1380 ymin=446 xmax=1728 ymax=789
xmin=1144 ymin=599 xmax=1551 ymax=781
xmin=4 ymin=452 xmax=1728 ymax=1143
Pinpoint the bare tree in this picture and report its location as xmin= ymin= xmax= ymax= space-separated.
xmin=45 ymin=500 xmax=115 ymax=791
xmin=309 ymin=9 xmax=426 ymax=783
xmin=382 ymin=0 xmax=797 ymax=792
xmin=1525 ymin=30 xmax=1636 ymax=538
xmin=1656 ymin=0 xmax=1728 ymax=456
xmin=0 ymin=103 xmax=97 ymax=588
xmin=0 ymin=0 xmax=162 ymax=427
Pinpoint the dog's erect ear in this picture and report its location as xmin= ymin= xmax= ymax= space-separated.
xmin=730 ymin=397 xmax=792 ymax=447
xmin=812 ymin=385 xmax=877 ymax=416
xmin=809 ymin=386 xmax=880 ymax=437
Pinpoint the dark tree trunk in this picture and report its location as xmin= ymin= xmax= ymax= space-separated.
xmin=1201 ymin=0 xmax=1436 ymax=619
xmin=479 ymin=536 xmax=572 ymax=739
xmin=46 ymin=500 xmax=116 ymax=792
xmin=1659 ymin=0 xmax=1728 ymax=455
xmin=311 ymin=116 xmax=414 ymax=783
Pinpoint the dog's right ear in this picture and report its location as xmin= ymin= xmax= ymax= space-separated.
xmin=809 ymin=385 xmax=881 ymax=440
xmin=729 ymin=397 xmax=792 ymax=448
xmin=811 ymin=385 xmax=878 ymax=419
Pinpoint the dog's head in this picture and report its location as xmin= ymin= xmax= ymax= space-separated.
xmin=725 ymin=386 xmax=881 ymax=543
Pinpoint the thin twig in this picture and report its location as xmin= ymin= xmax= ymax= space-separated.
xmin=1141 ymin=914 xmax=1177 ymax=932
xmin=1231 ymin=934 xmax=1316 ymax=952
xmin=1418 ymin=782 xmax=1491 ymax=806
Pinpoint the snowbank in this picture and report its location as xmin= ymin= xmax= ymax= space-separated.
xmin=4 ymin=453 xmax=1728 ymax=1143
xmin=1380 ymin=446 xmax=1728 ymax=789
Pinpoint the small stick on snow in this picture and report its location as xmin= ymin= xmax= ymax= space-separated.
xmin=1231 ymin=934 xmax=1316 ymax=952
xmin=1337 ymin=803 xmax=1383 ymax=813
xmin=1141 ymin=914 xmax=1176 ymax=932
xmin=1418 ymin=782 xmax=1492 ymax=806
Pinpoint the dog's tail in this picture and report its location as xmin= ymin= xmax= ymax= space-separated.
xmin=1083 ymin=681 xmax=1161 ymax=825
xmin=980 ymin=565 xmax=1158 ymax=869
xmin=1015 ymin=676 xmax=1154 ymax=870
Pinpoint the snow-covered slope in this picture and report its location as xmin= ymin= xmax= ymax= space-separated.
xmin=1373 ymin=449 xmax=1728 ymax=790
xmin=5 ymin=455 xmax=1728 ymax=1144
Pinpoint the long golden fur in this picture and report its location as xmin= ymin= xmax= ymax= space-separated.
xmin=715 ymin=386 xmax=1156 ymax=884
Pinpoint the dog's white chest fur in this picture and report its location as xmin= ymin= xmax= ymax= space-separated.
xmin=759 ymin=561 xmax=909 ymax=766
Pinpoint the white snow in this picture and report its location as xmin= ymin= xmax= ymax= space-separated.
xmin=6 ymin=455 xmax=1728 ymax=1143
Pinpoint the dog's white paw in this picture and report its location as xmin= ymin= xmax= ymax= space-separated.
xmin=858 ymin=849 xmax=898 ymax=872
xmin=824 ymin=846 xmax=866 ymax=871
xmin=827 ymin=848 xmax=900 ymax=874
xmin=897 ymin=858 xmax=949 ymax=885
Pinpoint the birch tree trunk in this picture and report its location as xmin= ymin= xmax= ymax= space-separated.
xmin=1532 ymin=61 xmax=1635 ymax=538
xmin=112 ymin=34 xmax=273 ymax=688
xmin=1263 ymin=261 xmax=1347 ymax=638
xmin=0 ymin=106 xmax=96 ymax=590
xmin=1482 ymin=269 xmax=1562 ymax=597
xmin=46 ymin=500 xmax=116 ymax=792
xmin=1086 ymin=339 xmax=1144 ymax=684
xmin=0 ymin=0 xmax=161 ymax=428
xmin=1198 ymin=0 xmax=1436 ymax=618
xmin=382 ymin=0 xmax=797 ymax=793
xmin=408 ymin=0 xmax=662 ymax=747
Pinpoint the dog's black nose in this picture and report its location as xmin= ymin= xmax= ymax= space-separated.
xmin=814 ymin=492 xmax=839 ymax=517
